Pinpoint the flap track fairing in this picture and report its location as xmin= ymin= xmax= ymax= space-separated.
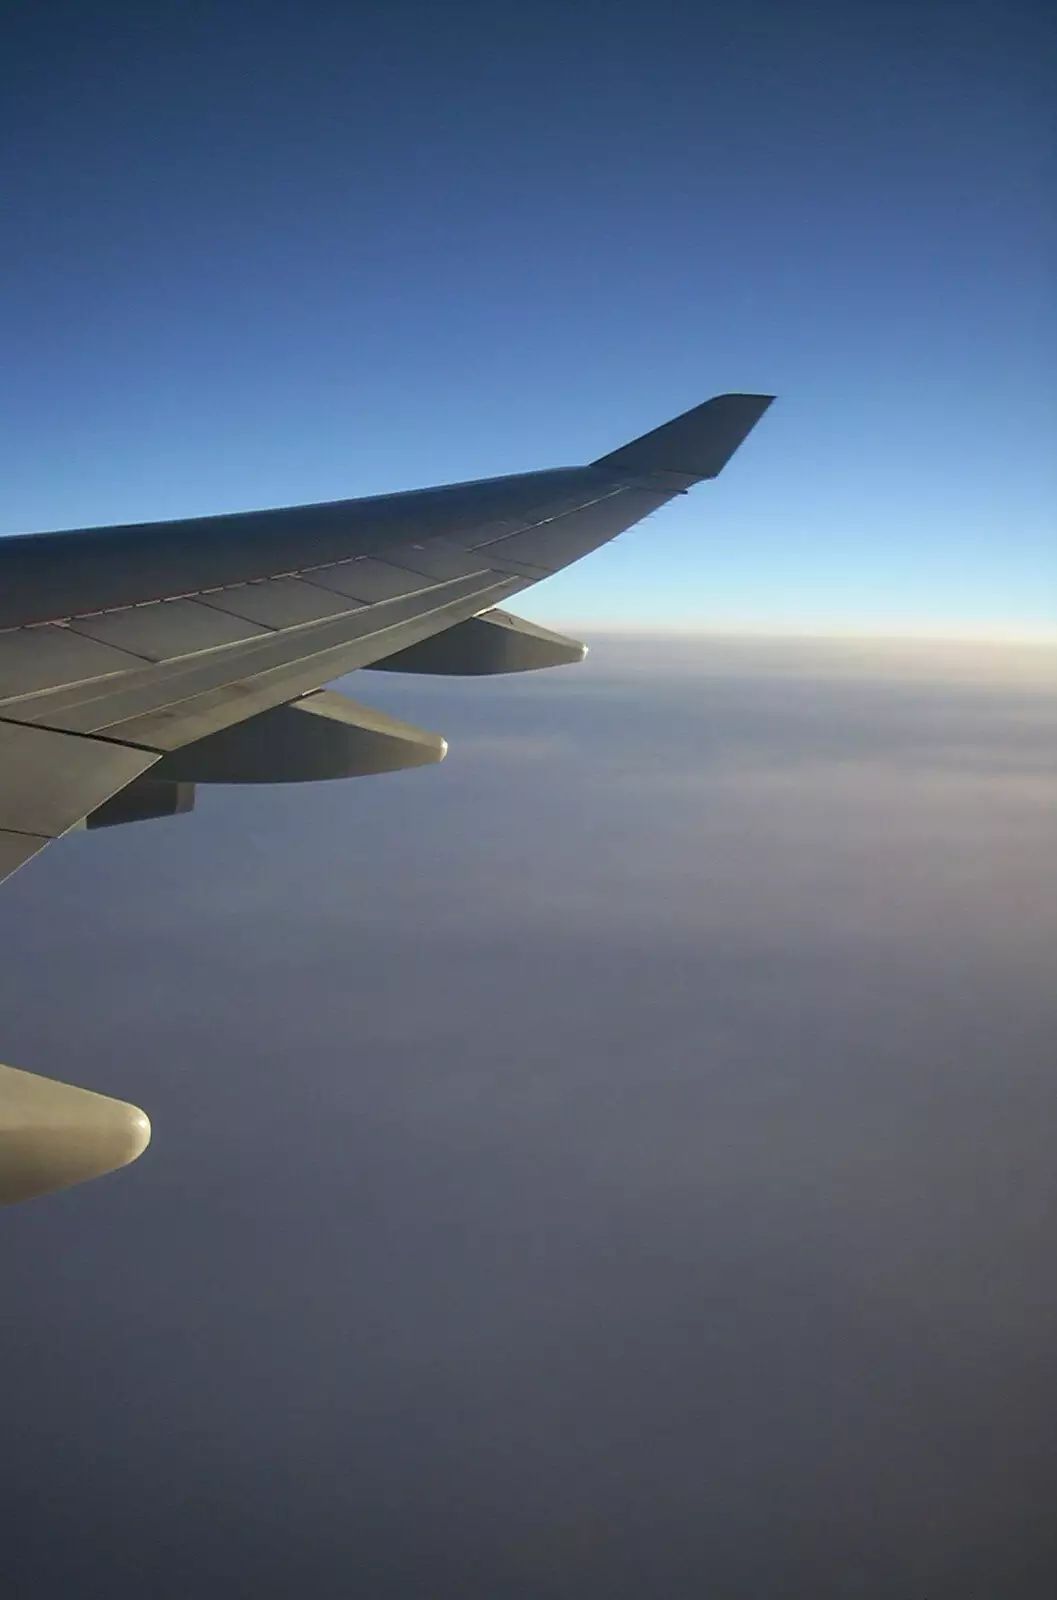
xmin=151 ymin=690 xmax=447 ymax=785
xmin=370 ymin=608 xmax=586 ymax=676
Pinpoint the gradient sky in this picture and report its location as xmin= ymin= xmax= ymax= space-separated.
xmin=3 ymin=0 xmax=1054 ymax=635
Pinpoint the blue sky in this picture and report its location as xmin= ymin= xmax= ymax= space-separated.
xmin=3 ymin=0 xmax=1053 ymax=636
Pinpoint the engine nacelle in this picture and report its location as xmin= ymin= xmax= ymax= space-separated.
xmin=0 ymin=1062 xmax=150 ymax=1204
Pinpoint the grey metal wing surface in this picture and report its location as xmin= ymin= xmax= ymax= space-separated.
xmin=0 ymin=393 xmax=774 ymax=887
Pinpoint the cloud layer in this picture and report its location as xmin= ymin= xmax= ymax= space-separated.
xmin=1 ymin=637 xmax=1055 ymax=1598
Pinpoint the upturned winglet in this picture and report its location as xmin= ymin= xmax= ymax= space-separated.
xmin=593 ymin=392 xmax=775 ymax=482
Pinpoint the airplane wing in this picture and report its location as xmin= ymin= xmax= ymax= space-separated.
xmin=0 ymin=392 xmax=772 ymax=883
xmin=0 ymin=391 xmax=772 ymax=1197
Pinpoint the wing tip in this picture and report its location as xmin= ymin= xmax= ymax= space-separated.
xmin=593 ymin=392 xmax=776 ymax=482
